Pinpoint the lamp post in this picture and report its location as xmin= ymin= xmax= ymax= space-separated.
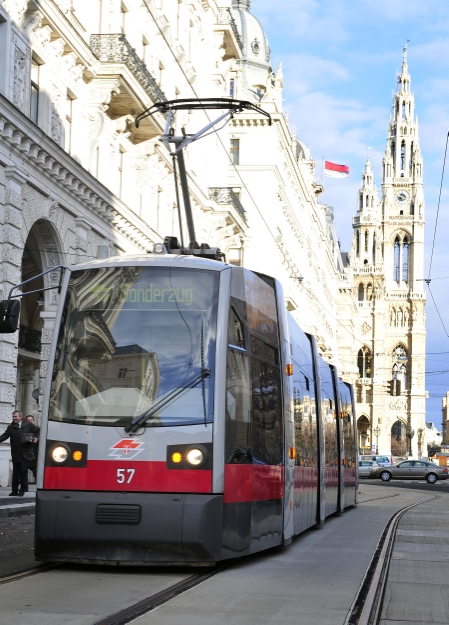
xmin=417 ymin=428 xmax=423 ymax=458
xmin=373 ymin=425 xmax=381 ymax=454
xmin=406 ymin=427 xmax=415 ymax=457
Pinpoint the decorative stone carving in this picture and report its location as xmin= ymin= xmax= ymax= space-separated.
xmin=389 ymin=399 xmax=407 ymax=411
xmin=361 ymin=322 xmax=371 ymax=335
xmin=13 ymin=46 xmax=27 ymax=113
xmin=2 ymin=0 xmax=28 ymax=27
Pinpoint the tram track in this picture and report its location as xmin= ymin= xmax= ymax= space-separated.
xmin=345 ymin=494 xmax=440 ymax=625
xmin=0 ymin=563 xmax=61 ymax=586
xmin=0 ymin=557 xmax=233 ymax=625
xmin=92 ymin=562 xmax=233 ymax=625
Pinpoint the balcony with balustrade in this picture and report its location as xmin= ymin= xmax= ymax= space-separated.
xmin=90 ymin=34 xmax=167 ymax=141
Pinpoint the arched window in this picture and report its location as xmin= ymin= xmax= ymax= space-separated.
xmin=364 ymin=230 xmax=368 ymax=252
xmin=358 ymin=283 xmax=364 ymax=301
xmin=402 ymin=102 xmax=406 ymax=119
xmin=359 ymin=193 xmax=363 ymax=210
xmin=371 ymin=196 xmax=374 ymax=207
xmin=356 ymin=230 xmax=360 ymax=256
xmin=357 ymin=347 xmax=372 ymax=379
xmin=402 ymin=237 xmax=409 ymax=282
xmin=365 ymin=195 xmax=369 ymax=207
xmin=366 ymin=283 xmax=373 ymax=301
xmin=372 ymin=233 xmax=376 ymax=264
xmin=392 ymin=141 xmax=396 ymax=166
xmin=409 ymin=142 xmax=414 ymax=175
xmin=394 ymin=236 xmax=400 ymax=281
xmin=400 ymin=141 xmax=405 ymax=170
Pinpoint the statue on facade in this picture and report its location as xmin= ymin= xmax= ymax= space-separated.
xmin=404 ymin=307 xmax=409 ymax=325
xmin=390 ymin=308 xmax=395 ymax=326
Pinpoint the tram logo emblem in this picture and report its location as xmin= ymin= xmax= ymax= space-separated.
xmin=109 ymin=439 xmax=144 ymax=460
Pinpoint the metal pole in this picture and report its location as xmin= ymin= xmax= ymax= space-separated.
xmin=174 ymin=144 xmax=197 ymax=247
xmin=171 ymin=155 xmax=185 ymax=248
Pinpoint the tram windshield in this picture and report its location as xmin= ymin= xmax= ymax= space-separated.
xmin=48 ymin=266 xmax=219 ymax=427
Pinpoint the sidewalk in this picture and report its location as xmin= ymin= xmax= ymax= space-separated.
xmin=0 ymin=485 xmax=36 ymax=518
xmin=379 ymin=495 xmax=449 ymax=625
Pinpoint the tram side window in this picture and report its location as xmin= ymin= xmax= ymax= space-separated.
xmin=250 ymin=356 xmax=283 ymax=465
xmin=228 ymin=306 xmax=245 ymax=350
xmin=225 ymin=348 xmax=252 ymax=463
xmin=292 ymin=365 xmax=317 ymax=467
xmin=243 ymin=270 xmax=278 ymax=345
xmin=340 ymin=383 xmax=355 ymax=469
xmin=320 ymin=360 xmax=338 ymax=468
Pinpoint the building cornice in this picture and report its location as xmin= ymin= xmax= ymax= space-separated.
xmin=0 ymin=94 xmax=157 ymax=251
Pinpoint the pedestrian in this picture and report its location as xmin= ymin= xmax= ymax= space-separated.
xmin=26 ymin=415 xmax=39 ymax=482
xmin=0 ymin=410 xmax=39 ymax=497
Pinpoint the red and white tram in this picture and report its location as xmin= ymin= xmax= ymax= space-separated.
xmin=31 ymin=253 xmax=357 ymax=565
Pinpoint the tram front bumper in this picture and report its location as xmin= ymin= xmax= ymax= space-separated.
xmin=35 ymin=490 xmax=223 ymax=565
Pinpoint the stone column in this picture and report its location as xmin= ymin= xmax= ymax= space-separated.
xmin=20 ymin=361 xmax=40 ymax=418
xmin=0 ymin=165 xmax=27 ymax=486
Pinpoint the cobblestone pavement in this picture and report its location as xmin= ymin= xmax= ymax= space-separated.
xmin=0 ymin=514 xmax=40 ymax=578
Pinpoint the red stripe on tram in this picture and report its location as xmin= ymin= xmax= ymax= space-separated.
xmin=44 ymin=460 xmax=212 ymax=493
xmin=224 ymin=464 xmax=284 ymax=503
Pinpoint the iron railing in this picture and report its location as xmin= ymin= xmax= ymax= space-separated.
xmin=216 ymin=8 xmax=243 ymax=51
xmin=209 ymin=187 xmax=247 ymax=222
xmin=90 ymin=34 xmax=167 ymax=104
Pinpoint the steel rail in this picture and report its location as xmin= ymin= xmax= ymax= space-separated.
xmin=0 ymin=563 xmax=61 ymax=586
xmin=345 ymin=494 xmax=440 ymax=625
xmin=92 ymin=562 xmax=233 ymax=625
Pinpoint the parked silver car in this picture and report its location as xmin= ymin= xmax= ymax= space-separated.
xmin=370 ymin=460 xmax=449 ymax=484
xmin=358 ymin=460 xmax=380 ymax=478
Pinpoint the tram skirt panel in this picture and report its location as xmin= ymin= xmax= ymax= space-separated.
xmin=221 ymin=464 xmax=283 ymax=558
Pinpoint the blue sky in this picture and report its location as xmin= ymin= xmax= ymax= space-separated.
xmin=254 ymin=0 xmax=449 ymax=426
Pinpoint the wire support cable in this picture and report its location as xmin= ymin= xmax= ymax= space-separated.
xmin=427 ymin=130 xmax=449 ymax=281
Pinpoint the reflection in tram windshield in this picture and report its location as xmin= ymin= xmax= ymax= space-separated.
xmin=49 ymin=266 xmax=219 ymax=426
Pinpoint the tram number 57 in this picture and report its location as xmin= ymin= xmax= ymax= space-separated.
xmin=116 ymin=468 xmax=135 ymax=484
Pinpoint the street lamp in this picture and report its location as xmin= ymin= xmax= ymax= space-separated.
xmin=373 ymin=425 xmax=381 ymax=454
xmin=406 ymin=427 xmax=415 ymax=457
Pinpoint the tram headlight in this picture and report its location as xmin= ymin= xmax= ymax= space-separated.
xmin=51 ymin=445 xmax=69 ymax=464
xmin=186 ymin=447 xmax=206 ymax=467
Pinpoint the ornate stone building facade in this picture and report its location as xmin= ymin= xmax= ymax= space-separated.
xmin=0 ymin=1 xmax=345 ymax=485
xmin=347 ymin=48 xmax=427 ymax=458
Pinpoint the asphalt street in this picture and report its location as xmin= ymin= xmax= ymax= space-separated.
xmin=361 ymin=477 xmax=449 ymax=494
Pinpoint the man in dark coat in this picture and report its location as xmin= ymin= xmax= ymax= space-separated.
xmin=0 ymin=410 xmax=39 ymax=496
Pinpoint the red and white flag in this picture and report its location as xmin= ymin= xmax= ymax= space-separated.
xmin=324 ymin=161 xmax=350 ymax=178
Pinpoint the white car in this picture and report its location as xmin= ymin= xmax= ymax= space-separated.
xmin=358 ymin=460 xmax=380 ymax=477
xmin=360 ymin=455 xmax=393 ymax=467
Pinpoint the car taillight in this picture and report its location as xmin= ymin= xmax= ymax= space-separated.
xmin=443 ymin=468 xmax=447 ymax=473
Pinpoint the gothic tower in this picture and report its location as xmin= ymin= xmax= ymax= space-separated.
xmin=351 ymin=46 xmax=427 ymax=458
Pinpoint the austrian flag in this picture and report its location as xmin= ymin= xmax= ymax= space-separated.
xmin=324 ymin=161 xmax=350 ymax=179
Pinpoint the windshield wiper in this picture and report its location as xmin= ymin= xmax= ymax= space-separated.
xmin=124 ymin=368 xmax=211 ymax=434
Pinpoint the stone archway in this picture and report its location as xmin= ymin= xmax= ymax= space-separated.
xmin=357 ymin=415 xmax=371 ymax=454
xmin=391 ymin=420 xmax=407 ymax=457
xmin=16 ymin=219 xmax=63 ymax=424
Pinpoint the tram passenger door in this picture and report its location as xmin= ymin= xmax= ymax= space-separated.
xmin=223 ymin=269 xmax=284 ymax=557
xmin=289 ymin=321 xmax=319 ymax=535
xmin=318 ymin=357 xmax=339 ymax=518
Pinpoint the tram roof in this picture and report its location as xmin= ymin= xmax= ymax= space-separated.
xmin=70 ymin=253 xmax=231 ymax=273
